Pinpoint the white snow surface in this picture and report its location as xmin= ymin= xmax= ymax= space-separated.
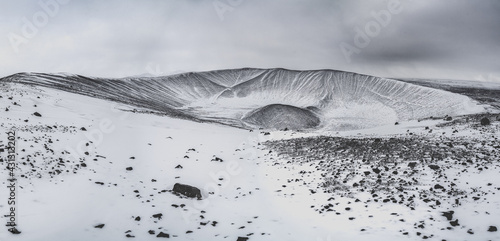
xmin=0 ymin=73 xmax=499 ymax=241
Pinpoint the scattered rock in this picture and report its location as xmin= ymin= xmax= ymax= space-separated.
xmin=157 ymin=232 xmax=170 ymax=238
xmin=442 ymin=211 xmax=454 ymax=221
xmin=126 ymin=167 xmax=133 ymax=171
xmin=33 ymin=112 xmax=42 ymax=117
xmin=211 ymin=157 xmax=224 ymax=162
xmin=94 ymin=224 xmax=105 ymax=229
xmin=9 ymin=227 xmax=21 ymax=234
xmin=488 ymin=226 xmax=497 ymax=232
xmin=450 ymin=219 xmax=460 ymax=227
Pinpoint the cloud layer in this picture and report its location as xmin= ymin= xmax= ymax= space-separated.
xmin=0 ymin=0 xmax=499 ymax=82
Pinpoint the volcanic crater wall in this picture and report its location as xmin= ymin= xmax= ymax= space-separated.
xmin=1 ymin=68 xmax=485 ymax=131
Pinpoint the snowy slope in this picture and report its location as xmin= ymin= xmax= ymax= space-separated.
xmin=0 ymin=70 xmax=498 ymax=241
xmin=0 ymin=82 xmax=402 ymax=241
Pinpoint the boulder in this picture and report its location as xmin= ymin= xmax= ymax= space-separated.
xmin=173 ymin=183 xmax=202 ymax=199
xmin=480 ymin=117 xmax=491 ymax=126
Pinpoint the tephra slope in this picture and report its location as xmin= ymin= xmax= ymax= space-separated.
xmin=1 ymin=68 xmax=485 ymax=130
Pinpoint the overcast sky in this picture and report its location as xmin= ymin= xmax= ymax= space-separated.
xmin=0 ymin=0 xmax=499 ymax=82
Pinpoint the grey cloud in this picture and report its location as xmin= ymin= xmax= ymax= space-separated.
xmin=0 ymin=0 xmax=498 ymax=81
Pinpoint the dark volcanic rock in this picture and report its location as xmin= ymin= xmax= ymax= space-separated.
xmin=236 ymin=237 xmax=249 ymax=241
xmin=450 ymin=219 xmax=460 ymax=227
xmin=442 ymin=211 xmax=454 ymax=221
xmin=33 ymin=112 xmax=42 ymax=117
xmin=94 ymin=224 xmax=105 ymax=229
xmin=173 ymin=183 xmax=202 ymax=199
xmin=9 ymin=227 xmax=21 ymax=234
xmin=157 ymin=232 xmax=170 ymax=238
xmin=480 ymin=117 xmax=491 ymax=126
xmin=488 ymin=226 xmax=497 ymax=232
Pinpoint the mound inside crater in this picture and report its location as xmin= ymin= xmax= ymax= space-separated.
xmin=242 ymin=104 xmax=320 ymax=130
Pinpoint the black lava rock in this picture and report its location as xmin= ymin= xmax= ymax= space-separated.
xmin=442 ymin=211 xmax=454 ymax=221
xmin=9 ymin=227 xmax=21 ymax=234
xmin=480 ymin=117 xmax=491 ymax=126
xmin=94 ymin=224 xmax=105 ymax=229
xmin=172 ymin=183 xmax=202 ymax=199
xmin=157 ymin=232 xmax=170 ymax=238
xmin=450 ymin=219 xmax=460 ymax=227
